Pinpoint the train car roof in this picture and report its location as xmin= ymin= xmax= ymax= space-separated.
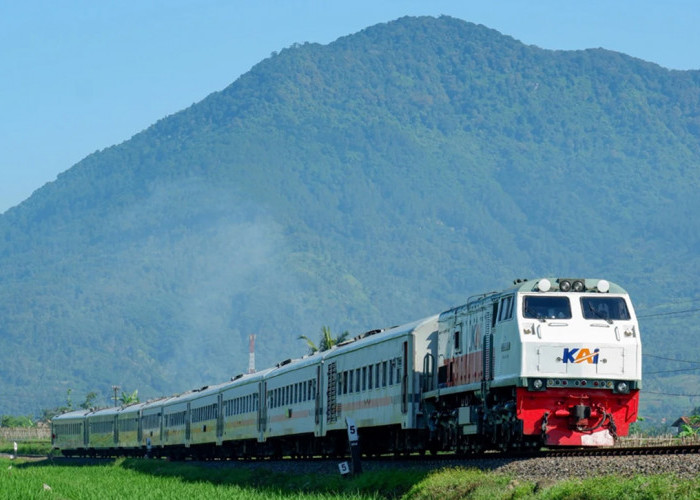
xmin=266 ymin=352 xmax=323 ymax=377
xmin=86 ymin=407 xmax=121 ymax=417
xmin=323 ymin=314 xmax=439 ymax=359
xmin=51 ymin=409 xmax=91 ymax=421
xmin=114 ymin=401 xmax=149 ymax=414
xmin=227 ymin=366 xmax=275 ymax=384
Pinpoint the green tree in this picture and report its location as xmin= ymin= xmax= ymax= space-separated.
xmin=298 ymin=325 xmax=349 ymax=354
xmin=678 ymin=415 xmax=700 ymax=438
xmin=119 ymin=389 xmax=139 ymax=405
xmin=79 ymin=391 xmax=98 ymax=410
xmin=1 ymin=415 xmax=34 ymax=428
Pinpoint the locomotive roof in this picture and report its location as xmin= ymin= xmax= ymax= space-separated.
xmin=512 ymin=278 xmax=628 ymax=295
xmin=439 ymin=278 xmax=628 ymax=319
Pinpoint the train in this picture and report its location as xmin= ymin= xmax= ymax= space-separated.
xmin=52 ymin=277 xmax=641 ymax=458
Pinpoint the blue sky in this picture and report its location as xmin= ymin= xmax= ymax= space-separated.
xmin=1 ymin=0 xmax=698 ymax=213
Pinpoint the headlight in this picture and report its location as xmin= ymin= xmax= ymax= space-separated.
xmin=537 ymin=279 xmax=551 ymax=292
xmin=615 ymin=381 xmax=629 ymax=394
xmin=572 ymin=280 xmax=585 ymax=292
xmin=559 ymin=280 xmax=571 ymax=292
xmin=530 ymin=378 xmax=545 ymax=391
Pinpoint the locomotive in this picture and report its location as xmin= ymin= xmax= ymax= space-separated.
xmin=52 ymin=278 xmax=641 ymax=458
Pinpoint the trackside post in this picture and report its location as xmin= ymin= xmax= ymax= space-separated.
xmin=345 ymin=417 xmax=362 ymax=475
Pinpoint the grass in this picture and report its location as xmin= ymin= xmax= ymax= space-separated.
xmin=0 ymin=439 xmax=53 ymax=457
xmin=1 ymin=457 xmax=698 ymax=500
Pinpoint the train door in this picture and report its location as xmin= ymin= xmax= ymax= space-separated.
xmin=113 ymin=415 xmax=119 ymax=447
xmin=216 ymin=393 xmax=224 ymax=445
xmin=401 ymin=340 xmax=408 ymax=415
xmin=185 ymin=403 xmax=191 ymax=447
xmin=159 ymin=410 xmax=164 ymax=445
xmin=83 ymin=420 xmax=89 ymax=448
xmin=137 ymin=409 xmax=143 ymax=444
xmin=314 ymin=365 xmax=322 ymax=434
xmin=258 ymin=381 xmax=266 ymax=442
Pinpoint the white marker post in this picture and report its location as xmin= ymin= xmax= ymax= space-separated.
xmin=345 ymin=417 xmax=362 ymax=475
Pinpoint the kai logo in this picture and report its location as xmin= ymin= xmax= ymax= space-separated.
xmin=562 ymin=348 xmax=600 ymax=364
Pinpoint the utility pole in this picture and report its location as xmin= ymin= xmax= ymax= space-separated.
xmin=112 ymin=385 xmax=120 ymax=407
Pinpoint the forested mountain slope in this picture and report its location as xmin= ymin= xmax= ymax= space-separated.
xmin=1 ymin=16 xmax=698 ymax=424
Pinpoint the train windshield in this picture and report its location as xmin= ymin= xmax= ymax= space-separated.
xmin=581 ymin=297 xmax=631 ymax=321
xmin=522 ymin=296 xmax=571 ymax=320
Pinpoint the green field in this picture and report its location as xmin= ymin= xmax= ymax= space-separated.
xmin=1 ymin=456 xmax=698 ymax=500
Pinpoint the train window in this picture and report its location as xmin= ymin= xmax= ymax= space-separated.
xmin=581 ymin=297 xmax=631 ymax=321
xmin=294 ymin=384 xmax=298 ymax=404
xmin=453 ymin=329 xmax=461 ymax=352
xmin=522 ymin=296 xmax=571 ymax=319
xmin=343 ymin=371 xmax=348 ymax=395
xmin=382 ymin=361 xmax=388 ymax=387
xmin=368 ymin=364 xmax=373 ymax=389
xmin=362 ymin=367 xmax=367 ymax=391
xmin=376 ymin=363 xmax=381 ymax=387
xmin=389 ymin=360 xmax=394 ymax=385
xmin=499 ymin=295 xmax=514 ymax=321
xmin=349 ymin=370 xmax=354 ymax=393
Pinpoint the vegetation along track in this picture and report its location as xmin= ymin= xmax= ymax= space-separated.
xmin=33 ymin=443 xmax=699 ymax=484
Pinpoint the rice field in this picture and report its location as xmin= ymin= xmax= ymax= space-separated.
xmin=1 ymin=456 xmax=698 ymax=499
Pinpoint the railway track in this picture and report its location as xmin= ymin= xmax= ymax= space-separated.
xmin=535 ymin=443 xmax=700 ymax=457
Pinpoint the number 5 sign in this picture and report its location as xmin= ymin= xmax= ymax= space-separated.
xmin=345 ymin=417 xmax=359 ymax=443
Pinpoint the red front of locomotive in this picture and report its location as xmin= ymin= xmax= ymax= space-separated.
xmin=517 ymin=386 xmax=640 ymax=446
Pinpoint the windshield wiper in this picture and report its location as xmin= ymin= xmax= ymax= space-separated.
xmin=526 ymin=308 xmax=546 ymax=323
xmin=588 ymin=303 xmax=612 ymax=324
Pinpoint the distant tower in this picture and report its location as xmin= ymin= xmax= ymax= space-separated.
xmin=248 ymin=334 xmax=256 ymax=373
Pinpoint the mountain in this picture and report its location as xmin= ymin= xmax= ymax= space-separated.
xmin=1 ymin=16 xmax=698 ymax=426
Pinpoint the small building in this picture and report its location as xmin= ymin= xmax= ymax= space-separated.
xmin=671 ymin=416 xmax=700 ymax=435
